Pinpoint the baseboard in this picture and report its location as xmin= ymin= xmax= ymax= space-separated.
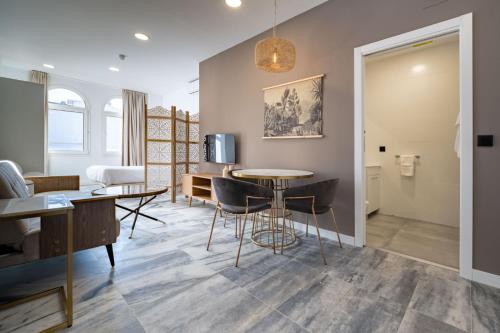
xmin=472 ymin=269 xmax=500 ymax=289
xmin=292 ymin=221 xmax=355 ymax=246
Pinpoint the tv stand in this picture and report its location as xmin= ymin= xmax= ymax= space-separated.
xmin=182 ymin=173 xmax=220 ymax=206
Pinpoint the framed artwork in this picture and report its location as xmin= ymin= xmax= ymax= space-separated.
xmin=263 ymin=74 xmax=324 ymax=139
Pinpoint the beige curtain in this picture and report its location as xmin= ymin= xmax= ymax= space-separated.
xmin=30 ymin=70 xmax=48 ymax=174
xmin=122 ymin=89 xmax=147 ymax=166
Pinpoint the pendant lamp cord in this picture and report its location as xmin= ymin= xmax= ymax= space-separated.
xmin=273 ymin=0 xmax=277 ymax=38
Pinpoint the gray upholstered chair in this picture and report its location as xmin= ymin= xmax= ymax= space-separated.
xmin=282 ymin=179 xmax=342 ymax=265
xmin=0 ymin=160 xmax=119 ymax=268
xmin=0 ymin=161 xmax=40 ymax=267
xmin=207 ymin=177 xmax=274 ymax=267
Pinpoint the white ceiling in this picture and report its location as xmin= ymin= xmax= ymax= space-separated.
xmin=0 ymin=0 xmax=327 ymax=96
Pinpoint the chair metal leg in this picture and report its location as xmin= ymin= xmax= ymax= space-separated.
xmin=207 ymin=204 xmax=219 ymax=251
xmin=281 ymin=206 xmax=286 ymax=254
xmin=330 ymin=207 xmax=343 ymax=248
xmin=312 ymin=208 xmax=327 ymax=265
xmin=305 ymin=214 xmax=309 ymax=237
xmin=239 ymin=215 xmax=246 ymax=238
xmin=235 ymin=211 xmax=248 ymax=267
xmin=270 ymin=209 xmax=276 ymax=254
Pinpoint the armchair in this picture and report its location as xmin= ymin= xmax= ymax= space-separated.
xmin=0 ymin=161 xmax=119 ymax=269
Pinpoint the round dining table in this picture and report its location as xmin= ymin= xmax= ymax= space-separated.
xmin=231 ymin=169 xmax=314 ymax=248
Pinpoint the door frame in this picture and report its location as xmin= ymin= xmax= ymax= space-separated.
xmin=353 ymin=13 xmax=473 ymax=279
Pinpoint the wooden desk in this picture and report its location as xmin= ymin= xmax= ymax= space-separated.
xmin=0 ymin=194 xmax=75 ymax=332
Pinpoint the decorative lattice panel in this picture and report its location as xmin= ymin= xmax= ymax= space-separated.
xmin=147 ymin=141 xmax=171 ymax=164
xmin=145 ymin=106 xmax=200 ymax=203
xmin=146 ymin=164 xmax=171 ymax=187
xmin=189 ymin=164 xmax=199 ymax=174
xmin=147 ymin=119 xmax=170 ymax=140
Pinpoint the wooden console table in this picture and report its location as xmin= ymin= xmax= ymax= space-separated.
xmin=0 ymin=194 xmax=75 ymax=332
xmin=182 ymin=173 xmax=220 ymax=206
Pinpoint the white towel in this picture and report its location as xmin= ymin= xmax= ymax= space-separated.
xmin=400 ymin=154 xmax=416 ymax=177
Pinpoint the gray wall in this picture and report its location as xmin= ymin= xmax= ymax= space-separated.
xmin=199 ymin=0 xmax=500 ymax=275
xmin=0 ymin=77 xmax=45 ymax=173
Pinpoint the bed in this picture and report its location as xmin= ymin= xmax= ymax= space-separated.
xmin=86 ymin=165 xmax=144 ymax=186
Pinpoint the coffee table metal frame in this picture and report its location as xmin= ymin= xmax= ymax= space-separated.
xmin=92 ymin=185 xmax=168 ymax=239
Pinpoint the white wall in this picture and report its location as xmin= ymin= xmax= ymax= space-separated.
xmin=365 ymin=40 xmax=460 ymax=227
xmin=0 ymin=64 xmax=163 ymax=184
xmin=163 ymin=79 xmax=199 ymax=114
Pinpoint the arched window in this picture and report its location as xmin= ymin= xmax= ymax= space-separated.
xmin=48 ymin=88 xmax=88 ymax=153
xmin=104 ymin=98 xmax=122 ymax=153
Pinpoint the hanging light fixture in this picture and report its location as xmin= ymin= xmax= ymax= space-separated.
xmin=255 ymin=0 xmax=295 ymax=73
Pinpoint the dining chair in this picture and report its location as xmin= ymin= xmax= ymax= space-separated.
xmin=207 ymin=177 xmax=274 ymax=267
xmin=224 ymin=169 xmax=273 ymax=235
xmin=282 ymin=179 xmax=342 ymax=265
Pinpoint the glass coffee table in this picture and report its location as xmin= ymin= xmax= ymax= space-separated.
xmin=92 ymin=184 xmax=168 ymax=238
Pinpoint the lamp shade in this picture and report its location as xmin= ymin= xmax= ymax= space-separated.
xmin=255 ymin=37 xmax=295 ymax=73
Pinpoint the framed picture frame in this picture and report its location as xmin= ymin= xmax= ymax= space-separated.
xmin=263 ymin=74 xmax=324 ymax=139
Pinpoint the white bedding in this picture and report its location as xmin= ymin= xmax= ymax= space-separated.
xmin=86 ymin=165 xmax=144 ymax=185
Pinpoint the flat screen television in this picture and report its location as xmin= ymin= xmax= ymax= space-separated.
xmin=204 ymin=134 xmax=236 ymax=164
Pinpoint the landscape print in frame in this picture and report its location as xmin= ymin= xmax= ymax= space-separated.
xmin=263 ymin=74 xmax=324 ymax=139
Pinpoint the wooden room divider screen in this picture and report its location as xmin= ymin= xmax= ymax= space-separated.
xmin=144 ymin=105 xmax=200 ymax=203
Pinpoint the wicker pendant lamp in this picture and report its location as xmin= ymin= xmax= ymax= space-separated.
xmin=255 ymin=0 xmax=295 ymax=73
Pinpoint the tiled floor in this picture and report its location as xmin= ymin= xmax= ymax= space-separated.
xmin=0 ymin=195 xmax=498 ymax=332
xmin=367 ymin=213 xmax=459 ymax=268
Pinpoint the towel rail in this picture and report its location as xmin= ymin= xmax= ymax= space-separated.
xmin=395 ymin=155 xmax=420 ymax=158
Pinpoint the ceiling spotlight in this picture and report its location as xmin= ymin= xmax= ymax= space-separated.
xmin=134 ymin=33 xmax=150 ymax=41
xmin=43 ymin=64 xmax=55 ymax=69
xmin=412 ymin=64 xmax=426 ymax=74
xmin=225 ymin=0 xmax=242 ymax=8
xmin=109 ymin=67 xmax=120 ymax=72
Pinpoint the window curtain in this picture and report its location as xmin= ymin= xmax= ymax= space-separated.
xmin=122 ymin=89 xmax=147 ymax=166
xmin=30 ymin=70 xmax=48 ymax=174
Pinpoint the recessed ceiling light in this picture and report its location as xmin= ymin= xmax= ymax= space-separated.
xmin=134 ymin=33 xmax=150 ymax=41
xmin=225 ymin=0 xmax=241 ymax=8
xmin=43 ymin=64 xmax=55 ymax=69
xmin=412 ymin=64 xmax=426 ymax=73
xmin=109 ymin=67 xmax=120 ymax=72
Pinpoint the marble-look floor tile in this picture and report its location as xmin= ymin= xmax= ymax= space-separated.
xmin=355 ymin=257 xmax=422 ymax=308
xmin=472 ymin=281 xmax=500 ymax=333
xmin=131 ymin=273 xmax=271 ymax=333
xmin=325 ymin=288 xmax=406 ymax=333
xmin=244 ymin=310 xmax=309 ymax=333
xmin=397 ymin=309 xmax=467 ymax=333
xmin=408 ymin=276 xmax=471 ymax=331
xmin=245 ymin=258 xmax=322 ymax=307
xmin=277 ymin=274 xmax=352 ymax=332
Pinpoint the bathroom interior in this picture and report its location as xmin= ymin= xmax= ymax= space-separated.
xmin=364 ymin=33 xmax=460 ymax=269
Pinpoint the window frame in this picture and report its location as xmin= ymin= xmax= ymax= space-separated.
xmin=47 ymin=86 xmax=90 ymax=155
xmin=102 ymin=97 xmax=123 ymax=155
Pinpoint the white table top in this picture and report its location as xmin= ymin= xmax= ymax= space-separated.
xmin=0 ymin=194 xmax=74 ymax=219
xmin=232 ymin=169 xmax=314 ymax=180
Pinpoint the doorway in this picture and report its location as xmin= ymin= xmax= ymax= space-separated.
xmin=364 ymin=33 xmax=459 ymax=268
xmin=354 ymin=14 xmax=473 ymax=278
